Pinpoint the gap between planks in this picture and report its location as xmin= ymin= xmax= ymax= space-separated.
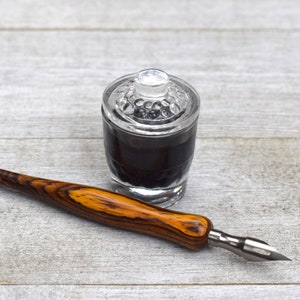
xmin=0 ymin=28 xmax=299 ymax=33
xmin=0 ymin=283 xmax=298 ymax=287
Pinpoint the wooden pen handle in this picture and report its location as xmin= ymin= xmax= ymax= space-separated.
xmin=0 ymin=169 xmax=212 ymax=250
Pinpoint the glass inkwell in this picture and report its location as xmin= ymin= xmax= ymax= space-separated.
xmin=102 ymin=69 xmax=200 ymax=207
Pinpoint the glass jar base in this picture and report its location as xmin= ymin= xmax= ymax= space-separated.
xmin=110 ymin=177 xmax=187 ymax=208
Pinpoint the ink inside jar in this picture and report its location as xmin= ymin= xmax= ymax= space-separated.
xmin=102 ymin=69 xmax=200 ymax=207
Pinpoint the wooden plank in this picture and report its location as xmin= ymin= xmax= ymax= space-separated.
xmin=0 ymin=31 xmax=299 ymax=138
xmin=0 ymin=0 xmax=299 ymax=30
xmin=0 ymin=0 xmax=298 ymax=297
xmin=0 ymin=285 xmax=299 ymax=300
xmin=0 ymin=138 xmax=298 ymax=284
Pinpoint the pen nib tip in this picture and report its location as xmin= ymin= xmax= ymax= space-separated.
xmin=208 ymin=229 xmax=291 ymax=261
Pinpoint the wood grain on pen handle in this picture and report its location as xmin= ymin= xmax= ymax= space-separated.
xmin=0 ymin=169 xmax=212 ymax=250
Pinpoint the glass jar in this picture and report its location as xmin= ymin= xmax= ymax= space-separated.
xmin=102 ymin=69 xmax=200 ymax=207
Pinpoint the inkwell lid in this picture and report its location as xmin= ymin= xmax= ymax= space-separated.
xmin=102 ymin=68 xmax=200 ymax=135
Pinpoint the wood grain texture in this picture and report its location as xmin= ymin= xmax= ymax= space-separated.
xmin=0 ymin=139 xmax=298 ymax=285
xmin=0 ymin=31 xmax=299 ymax=139
xmin=0 ymin=0 xmax=299 ymax=30
xmin=0 ymin=0 xmax=299 ymax=298
xmin=0 ymin=169 xmax=212 ymax=250
xmin=1 ymin=285 xmax=300 ymax=300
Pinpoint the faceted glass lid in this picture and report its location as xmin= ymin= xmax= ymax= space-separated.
xmin=102 ymin=69 xmax=200 ymax=135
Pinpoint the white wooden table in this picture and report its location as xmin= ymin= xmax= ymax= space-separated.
xmin=0 ymin=1 xmax=299 ymax=299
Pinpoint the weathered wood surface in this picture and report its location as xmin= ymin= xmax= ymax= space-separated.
xmin=0 ymin=139 xmax=299 ymax=285
xmin=0 ymin=31 xmax=299 ymax=138
xmin=1 ymin=285 xmax=300 ymax=300
xmin=0 ymin=0 xmax=299 ymax=29
xmin=0 ymin=0 xmax=299 ymax=299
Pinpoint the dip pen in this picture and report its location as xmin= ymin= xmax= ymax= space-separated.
xmin=0 ymin=169 xmax=290 ymax=261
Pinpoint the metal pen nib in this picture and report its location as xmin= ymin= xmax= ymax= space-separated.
xmin=208 ymin=229 xmax=291 ymax=261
